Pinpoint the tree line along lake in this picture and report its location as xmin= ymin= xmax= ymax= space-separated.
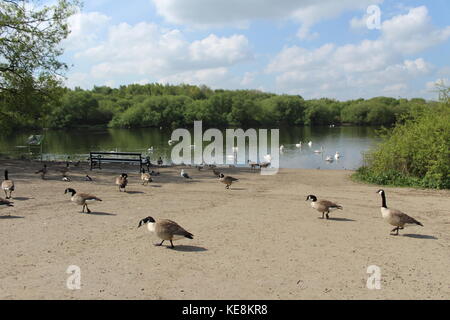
xmin=0 ymin=126 xmax=380 ymax=170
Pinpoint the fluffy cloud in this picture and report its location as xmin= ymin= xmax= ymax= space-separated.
xmin=65 ymin=20 xmax=252 ymax=88
xmin=266 ymin=6 xmax=449 ymax=99
xmin=63 ymin=11 xmax=111 ymax=50
xmin=152 ymin=0 xmax=382 ymax=38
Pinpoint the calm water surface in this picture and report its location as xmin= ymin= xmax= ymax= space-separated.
xmin=0 ymin=127 xmax=380 ymax=170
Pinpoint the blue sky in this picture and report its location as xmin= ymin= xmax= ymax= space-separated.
xmin=61 ymin=0 xmax=450 ymax=100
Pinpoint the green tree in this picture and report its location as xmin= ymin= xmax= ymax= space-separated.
xmin=0 ymin=0 xmax=79 ymax=131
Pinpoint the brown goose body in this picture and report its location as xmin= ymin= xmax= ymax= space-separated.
xmin=219 ymin=174 xmax=239 ymax=189
xmin=115 ymin=173 xmax=128 ymax=192
xmin=306 ymin=195 xmax=343 ymax=219
xmin=141 ymin=169 xmax=152 ymax=185
xmin=377 ymin=190 xmax=423 ymax=235
xmin=35 ymin=165 xmax=48 ymax=179
xmin=138 ymin=216 xmax=194 ymax=248
xmin=65 ymin=188 xmax=102 ymax=213
xmin=2 ymin=170 xmax=14 ymax=199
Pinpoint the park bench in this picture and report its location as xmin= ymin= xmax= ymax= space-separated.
xmin=89 ymin=151 xmax=144 ymax=172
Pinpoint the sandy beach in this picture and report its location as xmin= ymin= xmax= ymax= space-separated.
xmin=0 ymin=159 xmax=449 ymax=300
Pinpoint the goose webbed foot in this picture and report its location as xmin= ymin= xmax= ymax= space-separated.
xmin=390 ymin=227 xmax=400 ymax=236
xmin=169 ymin=240 xmax=175 ymax=249
xmin=155 ymin=240 xmax=165 ymax=247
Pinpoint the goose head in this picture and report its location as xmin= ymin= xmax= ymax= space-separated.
xmin=138 ymin=216 xmax=156 ymax=228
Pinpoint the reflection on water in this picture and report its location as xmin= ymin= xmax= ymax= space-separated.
xmin=0 ymin=126 xmax=380 ymax=170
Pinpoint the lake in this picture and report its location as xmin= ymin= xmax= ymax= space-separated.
xmin=0 ymin=126 xmax=380 ymax=170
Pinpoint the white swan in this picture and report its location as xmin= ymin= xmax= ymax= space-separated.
xmin=335 ymin=152 xmax=341 ymax=160
xmin=308 ymin=141 xmax=313 ymax=147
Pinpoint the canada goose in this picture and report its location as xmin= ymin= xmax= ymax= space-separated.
xmin=62 ymin=175 xmax=71 ymax=182
xmin=335 ymin=152 xmax=341 ymax=160
xmin=260 ymin=162 xmax=271 ymax=168
xmin=377 ymin=190 xmax=423 ymax=236
xmin=181 ymin=169 xmax=192 ymax=180
xmin=64 ymin=188 xmax=102 ymax=213
xmin=35 ymin=164 xmax=47 ymax=180
xmin=247 ymin=160 xmax=259 ymax=170
xmin=306 ymin=195 xmax=343 ymax=219
xmin=56 ymin=161 xmax=70 ymax=176
xmin=157 ymin=157 xmax=163 ymax=166
xmin=219 ymin=173 xmax=239 ymax=189
xmin=115 ymin=173 xmax=128 ymax=192
xmin=138 ymin=216 xmax=193 ymax=249
xmin=2 ymin=170 xmax=14 ymax=199
xmin=141 ymin=168 xmax=152 ymax=185
xmin=212 ymin=169 xmax=221 ymax=177
xmin=85 ymin=175 xmax=93 ymax=182
xmin=0 ymin=197 xmax=13 ymax=207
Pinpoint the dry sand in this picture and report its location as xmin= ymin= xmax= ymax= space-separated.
xmin=0 ymin=159 xmax=449 ymax=300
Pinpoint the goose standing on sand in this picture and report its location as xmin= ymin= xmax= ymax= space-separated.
xmin=247 ymin=160 xmax=259 ymax=170
xmin=141 ymin=168 xmax=152 ymax=185
xmin=138 ymin=216 xmax=194 ymax=249
xmin=116 ymin=173 xmax=128 ymax=192
xmin=377 ymin=190 xmax=423 ymax=236
xmin=2 ymin=170 xmax=14 ymax=199
xmin=35 ymin=164 xmax=47 ymax=180
xmin=64 ymin=188 xmax=102 ymax=213
xmin=0 ymin=197 xmax=13 ymax=207
xmin=306 ymin=195 xmax=343 ymax=219
xmin=181 ymin=169 xmax=192 ymax=180
xmin=219 ymin=173 xmax=239 ymax=189
xmin=56 ymin=161 xmax=70 ymax=177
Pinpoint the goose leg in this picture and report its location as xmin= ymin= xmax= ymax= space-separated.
xmin=86 ymin=205 xmax=91 ymax=213
xmin=82 ymin=204 xmax=85 ymax=213
xmin=390 ymin=227 xmax=399 ymax=235
xmin=155 ymin=240 xmax=165 ymax=246
xmin=170 ymin=240 xmax=175 ymax=249
xmin=325 ymin=212 xmax=330 ymax=220
xmin=321 ymin=212 xmax=325 ymax=219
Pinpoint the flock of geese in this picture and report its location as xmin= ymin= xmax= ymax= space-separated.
xmin=1 ymin=157 xmax=425 ymax=248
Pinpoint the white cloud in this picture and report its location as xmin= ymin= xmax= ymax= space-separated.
xmin=152 ymin=0 xmax=382 ymax=39
xmin=63 ymin=11 xmax=111 ymax=51
xmin=266 ymin=6 xmax=449 ymax=99
xmin=65 ymin=19 xmax=252 ymax=88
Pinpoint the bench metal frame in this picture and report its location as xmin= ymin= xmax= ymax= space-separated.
xmin=89 ymin=152 xmax=143 ymax=172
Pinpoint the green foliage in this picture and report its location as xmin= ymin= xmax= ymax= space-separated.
xmin=354 ymin=99 xmax=450 ymax=189
xmin=0 ymin=0 xmax=80 ymax=131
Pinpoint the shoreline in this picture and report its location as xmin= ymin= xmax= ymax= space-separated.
xmin=1 ymin=160 xmax=449 ymax=299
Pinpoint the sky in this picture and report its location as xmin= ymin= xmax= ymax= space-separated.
xmin=60 ymin=0 xmax=450 ymax=100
